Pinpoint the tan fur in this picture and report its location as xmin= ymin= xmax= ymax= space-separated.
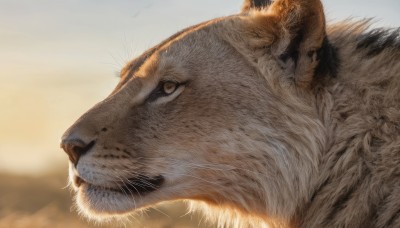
xmin=62 ymin=0 xmax=400 ymax=227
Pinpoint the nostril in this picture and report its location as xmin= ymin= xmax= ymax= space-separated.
xmin=61 ymin=139 xmax=95 ymax=165
xmin=74 ymin=140 xmax=95 ymax=156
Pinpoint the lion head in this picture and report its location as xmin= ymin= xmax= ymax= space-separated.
xmin=61 ymin=0 xmax=332 ymax=226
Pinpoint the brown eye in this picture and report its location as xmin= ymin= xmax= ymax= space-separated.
xmin=163 ymin=81 xmax=177 ymax=95
xmin=146 ymin=80 xmax=185 ymax=103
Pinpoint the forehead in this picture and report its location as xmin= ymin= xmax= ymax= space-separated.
xmin=117 ymin=16 xmax=232 ymax=86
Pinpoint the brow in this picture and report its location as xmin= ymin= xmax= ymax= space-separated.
xmin=117 ymin=16 xmax=233 ymax=88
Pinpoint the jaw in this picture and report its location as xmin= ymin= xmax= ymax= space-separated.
xmin=77 ymin=184 xmax=148 ymax=217
xmin=72 ymin=173 xmax=218 ymax=221
xmin=70 ymin=172 xmax=167 ymax=219
xmin=74 ymin=182 xmax=168 ymax=220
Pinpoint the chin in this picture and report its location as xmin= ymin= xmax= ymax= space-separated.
xmin=76 ymin=184 xmax=137 ymax=218
xmin=70 ymin=172 xmax=166 ymax=221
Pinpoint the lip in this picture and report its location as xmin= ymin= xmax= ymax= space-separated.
xmin=74 ymin=174 xmax=165 ymax=195
xmin=74 ymin=175 xmax=85 ymax=187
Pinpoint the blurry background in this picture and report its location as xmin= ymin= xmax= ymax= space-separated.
xmin=0 ymin=0 xmax=398 ymax=227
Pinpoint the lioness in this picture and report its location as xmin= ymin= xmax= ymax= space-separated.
xmin=61 ymin=0 xmax=400 ymax=227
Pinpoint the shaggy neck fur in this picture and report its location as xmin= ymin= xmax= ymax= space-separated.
xmin=296 ymin=22 xmax=400 ymax=227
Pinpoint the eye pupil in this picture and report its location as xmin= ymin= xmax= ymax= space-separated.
xmin=163 ymin=82 xmax=177 ymax=94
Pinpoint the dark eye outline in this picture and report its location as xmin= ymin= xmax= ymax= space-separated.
xmin=146 ymin=80 xmax=186 ymax=103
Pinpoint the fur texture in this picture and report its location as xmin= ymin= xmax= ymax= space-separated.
xmin=61 ymin=0 xmax=400 ymax=227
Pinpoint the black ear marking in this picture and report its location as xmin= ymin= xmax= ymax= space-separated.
xmin=242 ymin=0 xmax=272 ymax=11
xmin=279 ymin=28 xmax=305 ymax=67
xmin=314 ymin=37 xmax=340 ymax=78
xmin=251 ymin=0 xmax=272 ymax=8
xmin=279 ymin=35 xmax=340 ymax=79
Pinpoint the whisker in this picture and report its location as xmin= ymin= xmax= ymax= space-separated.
xmin=109 ymin=169 xmax=140 ymax=207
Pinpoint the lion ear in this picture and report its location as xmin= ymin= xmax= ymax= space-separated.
xmin=269 ymin=0 xmax=327 ymax=88
xmin=245 ymin=0 xmax=329 ymax=88
xmin=241 ymin=0 xmax=272 ymax=12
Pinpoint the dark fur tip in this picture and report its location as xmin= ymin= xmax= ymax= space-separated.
xmin=252 ymin=0 xmax=272 ymax=8
xmin=315 ymin=37 xmax=340 ymax=79
xmin=356 ymin=28 xmax=400 ymax=57
xmin=243 ymin=0 xmax=272 ymax=10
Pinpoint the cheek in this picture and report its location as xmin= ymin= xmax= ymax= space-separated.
xmin=115 ymin=90 xmax=239 ymax=152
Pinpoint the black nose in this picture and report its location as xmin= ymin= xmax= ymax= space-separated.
xmin=60 ymin=138 xmax=95 ymax=165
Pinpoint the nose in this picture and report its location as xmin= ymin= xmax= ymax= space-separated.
xmin=60 ymin=138 xmax=95 ymax=165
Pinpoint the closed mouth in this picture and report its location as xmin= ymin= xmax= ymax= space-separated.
xmin=120 ymin=175 xmax=165 ymax=194
xmin=75 ymin=175 xmax=165 ymax=195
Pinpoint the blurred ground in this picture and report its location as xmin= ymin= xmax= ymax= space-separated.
xmin=0 ymin=170 xmax=211 ymax=228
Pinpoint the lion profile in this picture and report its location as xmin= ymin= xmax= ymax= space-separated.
xmin=61 ymin=0 xmax=400 ymax=227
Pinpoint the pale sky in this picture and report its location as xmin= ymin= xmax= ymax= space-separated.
xmin=0 ymin=0 xmax=399 ymax=175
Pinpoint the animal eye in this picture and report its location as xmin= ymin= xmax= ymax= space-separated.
xmin=147 ymin=80 xmax=183 ymax=102
xmin=163 ymin=81 xmax=178 ymax=95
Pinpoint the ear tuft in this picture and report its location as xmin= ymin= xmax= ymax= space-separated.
xmin=242 ymin=0 xmax=273 ymax=12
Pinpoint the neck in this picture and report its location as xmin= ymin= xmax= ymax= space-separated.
xmin=292 ymin=26 xmax=400 ymax=226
